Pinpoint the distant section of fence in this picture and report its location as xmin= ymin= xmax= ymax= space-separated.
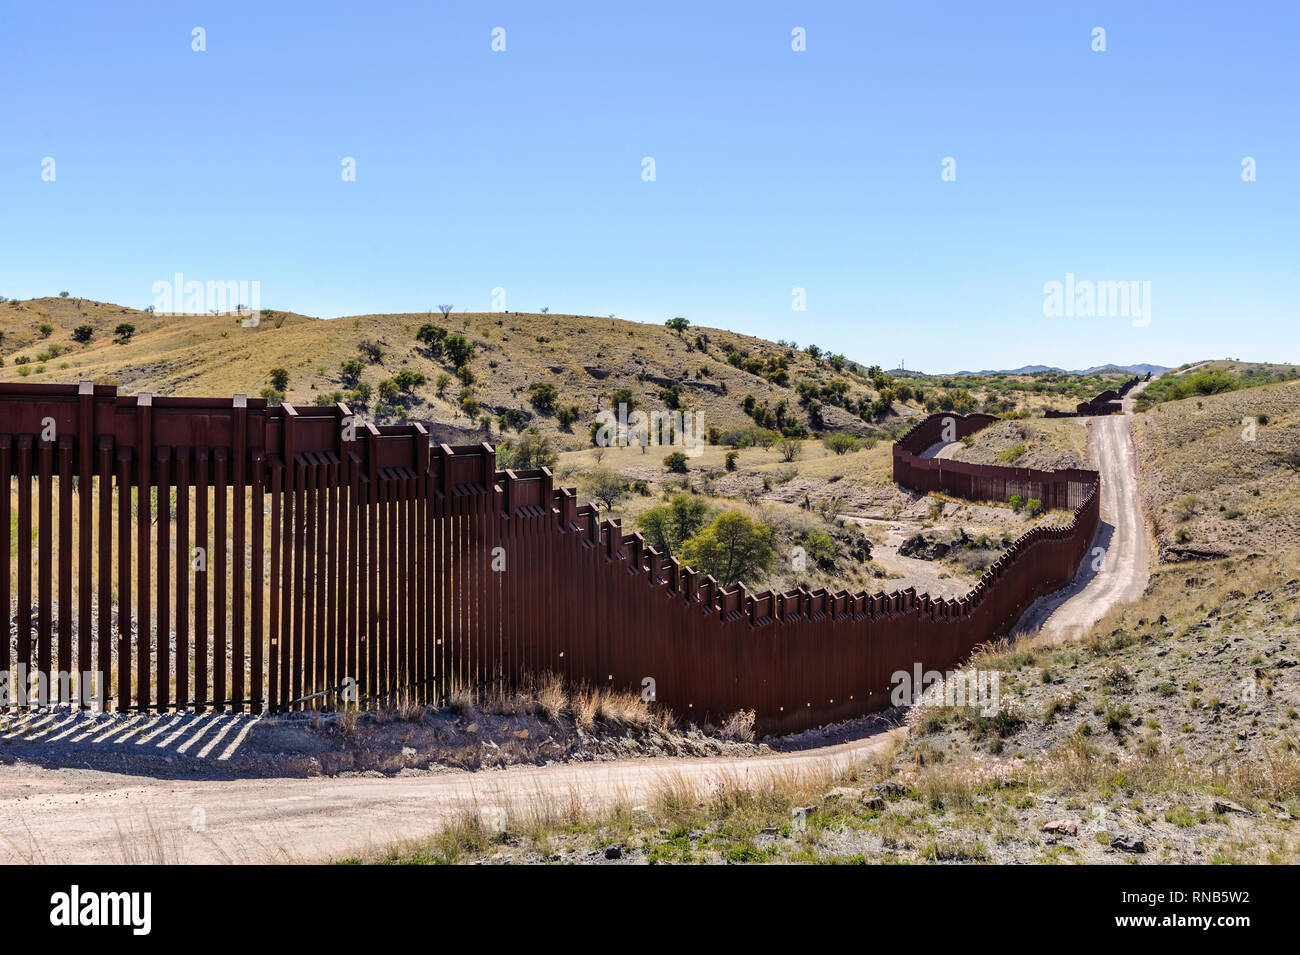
xmin=2 ymin=385 xmax=1099 ymax=735
xmin=892 ymin=413 xmax=1098 ymax=511
xmin=1044 ymin=374 xmax=1144 ymax=417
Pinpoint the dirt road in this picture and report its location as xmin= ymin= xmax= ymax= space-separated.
xmin=1013 ymin=383 xmax=1153 ymax=641
xmin=0 ymin=727 xmax=900 ymax=864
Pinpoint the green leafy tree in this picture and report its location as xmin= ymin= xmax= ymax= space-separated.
xmin=435 ymin=372 xmax=452 ymax=396
xmin=582 ymin=467 xmax=627 ymax=510
xmin=636 ymin=494 xmax=710 ymax=557
xmin=528 ymin=382 xmax=558 ymax=413
xmin=393 ymin=369 xmax=426 ymax=394
xmin=348 ymin=381 xmax=373 ymax=407
xmin=824 ymin=432 xmax=858 ymax=455
xmin=72 ymin=324 xmax=93 ymax=343
xmin=802 ymin=529 xmax=838 ymax=569
xmin=416 ymin=323 xmax=448 ymax=358
xmin=663 ymin=451 xmax=689 ymax=473
xmin=444 ymin=333 xmax=475 ymax=368
xmin=609 ymin=387 xmax=636 ymax=412
xmin=665 ymin=316 xmax=690 ymax=336
xmin=340 ymin=358 xmax=365 ymax=386
xmin=679 ymin=511 xmax=776 ymax=587
xmin=509 ymin=427 xmax=558 ymax=469
xmin=268 ymin=367 xmax=291 ymax=391
xmin=556 ymin=405 xmax=580 ymax=429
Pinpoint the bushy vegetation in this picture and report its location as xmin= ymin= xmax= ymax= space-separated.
xmin=1135 ymin=364 xmax=1298 ymax=411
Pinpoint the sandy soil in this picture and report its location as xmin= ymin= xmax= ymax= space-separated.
xmin=0 ymin=721 xmax=902 ymax=864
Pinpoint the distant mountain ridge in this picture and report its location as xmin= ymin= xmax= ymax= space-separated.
xmin=901 ymin=363 xmax=1171 ymax=377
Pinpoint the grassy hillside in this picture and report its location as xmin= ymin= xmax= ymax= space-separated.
xmin=1135 ymin=378 xmax=1300 ymax=562
xmin=1133 ymin=360 xmax=1300 ymax=412
xmin=1 ymin=297 xmax=1124 ymax=452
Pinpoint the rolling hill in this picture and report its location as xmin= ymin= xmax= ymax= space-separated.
xmin=0 ymin=296 xmax=1129 ymax=451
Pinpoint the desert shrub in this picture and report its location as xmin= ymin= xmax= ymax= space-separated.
xmin=824 ymin=432 xmax=858 ymax=455
xmin=527 ymin=382 xmax=558 ymax=412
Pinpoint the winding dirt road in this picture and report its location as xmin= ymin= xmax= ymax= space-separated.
xmin=1013 ymin=383 xmax=1153 ymax=641
xmin=0 ymin=389 xmax=1155 ymax=865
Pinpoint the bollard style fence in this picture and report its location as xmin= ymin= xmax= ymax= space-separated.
xmin=2 ymin=385 xmax=1100 ymax=735
xmin=892 ymin=413 xmax=1098 ymax=511
xmin=1044 ymin=375 xmax=1141 ymax=417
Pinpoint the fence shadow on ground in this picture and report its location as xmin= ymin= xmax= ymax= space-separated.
xmin=0 ymin=710 xmax=260 ymax=779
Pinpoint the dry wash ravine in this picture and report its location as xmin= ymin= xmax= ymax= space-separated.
xmin=0 ymin=396 xmax=1154 ymax=865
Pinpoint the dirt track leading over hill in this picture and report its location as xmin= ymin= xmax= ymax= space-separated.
xmin=1014 ymin=384 xmax=1153 ymax=641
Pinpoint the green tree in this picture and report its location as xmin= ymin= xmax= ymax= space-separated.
xmin=416 ymin=323 xmax=448 ymax=358
xmin=378 ymin=378 xmax=401 ymax=405
xmin=340 ymin=358 xmax=365 ymax=386
xmin=528 ymin=382 xmax=558 ymax=413
xmin=824 ymin=432 xmax=858 ymax=455
xmin=348 ymin=381 xmax=373 ymax=407
xmin=679 ymin=511 xmax=776 ymax=587
xmin=663 ymin=451 xmax=689 ymax=473
xmin=582 ymin=467 xmax=627 ymax=510
xmin=802 ymin=529 xmax=838 ymax=569
xmin=435 ymin=372 xmax=452 ymax=396
xmin=268 ymin=367 xmax=290 ymax=391
xmin=510 ymin=427 xmax=558 ymax=470
xmin=665 ymin=316 xmax=690 ymax=336
xmin=393 ymin=369 xmax=426 ymax=395
xmin=609 ymin=387 xmax=636 ymax=412
xmin=637 ymin=493 xmax=710 ymax=557
xmin=556 ymin=405 xmax=580 ymax=429
xmin=444 ymin=333 xmax=475 ymax=368
xmin=72 ymin=324 xmax=94 ymax=343
xmin=777 ymin=437 xmax=802 ymax=462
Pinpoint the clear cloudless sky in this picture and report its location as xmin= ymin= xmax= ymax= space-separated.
xmin=1 ymin=1 xmax=1296 ymax=372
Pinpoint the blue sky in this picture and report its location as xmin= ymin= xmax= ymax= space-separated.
xmin=2 ymin=1 xmax=1296 ymax=372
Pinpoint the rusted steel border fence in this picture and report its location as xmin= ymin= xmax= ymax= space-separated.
xmin=1044 ymin=374 xmax=1143 ymax=417
xmin=3 ymin=386 xmax=1099 ymax=734
xmin=892 ymin=412 xmax=1099 ymax=511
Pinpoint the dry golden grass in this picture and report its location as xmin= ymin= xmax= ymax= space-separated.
xmin=351 ymin=735 xmax=902 ymax=865
xmin=0 ymin=297 xmax=915 ymax=452
xmin=1136 ymin=378 xmax=1300 ymax=558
